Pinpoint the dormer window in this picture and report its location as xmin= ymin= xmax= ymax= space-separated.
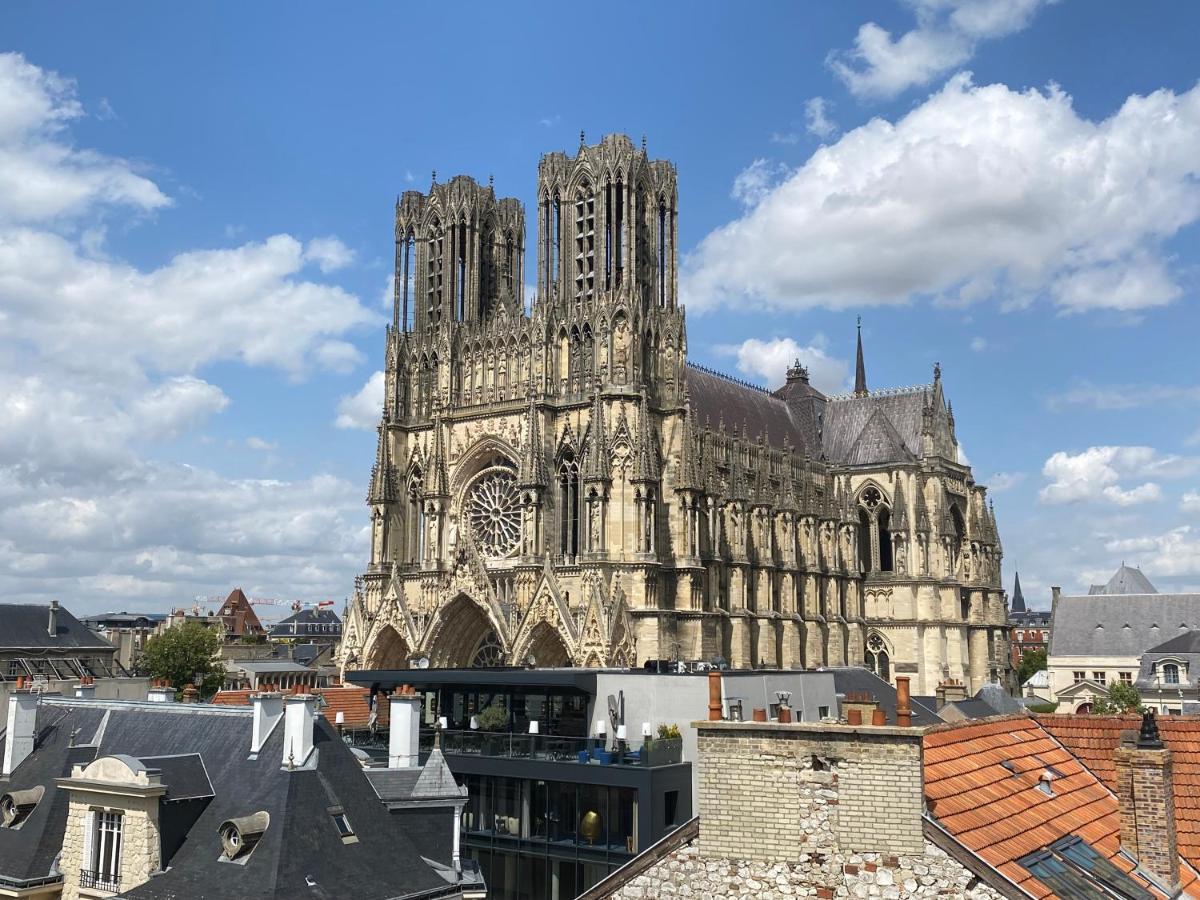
xmin=328 ymin=806 xmax=357 ymax=844
xmin=219 ymin=811 xmax=269 ymax=863
xmin=0 ymin=786 xmax=43 ymax=829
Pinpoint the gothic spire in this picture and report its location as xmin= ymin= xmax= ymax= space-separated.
xmin=517 ymin=394 xmax=548 ymax=488
xmin=367 ymin=417 xmax=397 ymax=504
xmin=675 ymin=400 xmax=703 ymax=494
xmin=892 ymin=477 xmax=910 ymax=532
xmin=989 ymin=500 xmax=1002 ymax=552
xmin=913 ymin=475 xmax=930 ymax=533
xmin=632 ymin=391 xmax=660 ymax=484
xmin=854 ymin=316 xmax=868 ymax=397
xmin=1011 ymin=571 xmax=1026 ymax=613
xmin=727 ymin=440 xmax=748 ymax=502
xmin=583 ymin=385 xmax=610 ymax=483
xmin=777 ymin=447 xmax=798 ymax=512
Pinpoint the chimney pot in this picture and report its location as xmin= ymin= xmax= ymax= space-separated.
xmin=3 ymin=690 xmax=38 ymax=775
xmin=895 ymin=676 xmax=912 ymax=727
xmin=707 ymin=671 xmax=723 ymax=720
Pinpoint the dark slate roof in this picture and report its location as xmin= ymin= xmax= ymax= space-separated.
xmin=0 ymin=604 xmax=116 ymax=652
xmin=828 ymin=667 xmax=942 ymax=726
xmin=1049 ymin=592 xmax=1200 ymax=657
xmin=1147 ymin=629 xmax=1200 ymax=655
xmin=1087 ymin=564 xmax=1158 ymax=595
xmin=820 ymin=387 xmax=931 ymax=465
xmin=268 ymin=608 xmax=341 ymax=639
xmin=1 ymin=699 xmax=460 ymax=900
xmin=942 ymin=698 xmax=1001 ymax=720
xmin=0 ymin=705 xmax=105 ymax=886
xmin=139 ymin=754 xmax=214 ymax=802
xmin=685 ymin=365 xmax=815 ymax=452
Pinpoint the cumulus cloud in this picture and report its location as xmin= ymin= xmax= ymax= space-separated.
xmin=335 ymin=370 xmax=385 ymax=430
xmin=1039 ymin=446 xmax=1198 ymax=506
xmin=1105 ymin=526 xmax=1200 ymax=579
xmin=716 ymin=336 xmax=848 ymax=395
xmin=0 ymin=53 xmax=169 ymax=223
xmin=0 ymin=54 xmax=376 ymax=611
xmin=829 ymin=0 xmax=1054 ymax=99
xmin=246 ymin=436 xmax=277 ymax=452
xmin=1182 ymin=492 xmax=1200 ymax=513
xmin=682 ymin=76 xmax=1200 ymax=316
xmin=969 ymin=337 xmax=987 ymax=352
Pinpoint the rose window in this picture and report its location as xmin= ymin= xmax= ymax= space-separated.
xmin=467 ymin=467 xmax=522 ymax=558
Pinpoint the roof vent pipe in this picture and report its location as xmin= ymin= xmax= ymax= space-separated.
xmin=47 ymin=600 xmax=59 ymax=638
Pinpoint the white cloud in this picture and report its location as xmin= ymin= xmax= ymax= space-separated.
xmin=805 ymin=97 xmax=837 ymax=139
xmin=682 ymin=76 xmax=1200 ymax=316
xmin=969 ymin=337 xmax=987 ymax=352
xmin=1183 ymin=492 xmax=1200 ymax=513
xmin=0 ymin=53 xmax=169 ymax=223
xmin=1039 ymin=446 xmax=1198 ymax=506
xmin=246 ymin=436 xmax=277 ymax=452
xmin=0 ymin=54 xmax=377 ymax=612
xmin=1047 ymin=380 xmax=1200 ymax=411
xmin=730 ymin=159 xmax=785 ymax=208
xmin=1105 ymin=526 xmax=1200 ymax=578
xmin=987 ymin=471 xmax=1025 ymax=492
xmin=716 ymin=337 xmax=848 ymax=396
xmin=829 ymin=0 xmax=1054 ymax=99
xmin=305 ymin=236 xmax=355 ymax=273
xmin=335 ymin=370 xmax=385 ymax=430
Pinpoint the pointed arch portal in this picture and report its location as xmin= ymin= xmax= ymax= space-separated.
xmin=365 ymin=625 xmax=411 ymax=670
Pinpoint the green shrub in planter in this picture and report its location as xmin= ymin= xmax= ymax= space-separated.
xmin=476 ymin=703 xmax=509 ymax=731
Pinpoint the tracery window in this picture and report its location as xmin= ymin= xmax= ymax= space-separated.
xmin=857 ymin=486 xmax=893 ymax=573
xmin=466 ymin=466 xmax=522 ymax=559
xmin=471 ymin=631 xmax=505 ymax=668
xmin=866 ymin=633 xmax=890 ymax=681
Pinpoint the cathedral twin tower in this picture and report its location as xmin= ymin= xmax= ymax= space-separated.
xmin=339 ymin=133 xmax=1012 ymax=695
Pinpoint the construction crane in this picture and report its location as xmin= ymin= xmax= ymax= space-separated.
xmin=194 ymin=596 xmax=336 ymax=613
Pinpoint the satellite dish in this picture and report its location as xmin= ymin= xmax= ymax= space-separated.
xmin=415 ymin=656 xmax=430 ymax=670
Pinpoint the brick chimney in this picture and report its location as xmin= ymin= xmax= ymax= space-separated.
xmin=251 ymin=690 xmax=284 ymax=753
xmin=389 ymin=686 xmax=422 ymax=769
xmin=935 ymin=679 xmax=967 ymax=709
xmin=895 ymin=675 xmax=912 ymax=727
xmin=74 ymin=675 xmax=96 ymax=700
xmin=147 ymin=679 xmax=176 ymax=702
xmin=1115 ymin=710 xmax=1179 ymax=893
xmin=282 ymin=693 xmax=318 ymax=768
xmin=3 ymin=680 xmax=38 ymax=776
xmin=47 ymin=600 xmax=59 ymax=637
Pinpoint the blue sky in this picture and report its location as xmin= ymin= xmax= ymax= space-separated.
xmin=2 ymin=0 xmax=1199 ymax=617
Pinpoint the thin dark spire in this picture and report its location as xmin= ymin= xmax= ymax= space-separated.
xmin=853 ymin=316 xmax=868 ymax=397
xmin=1011 ymin=571 xmax=1026 ymax=613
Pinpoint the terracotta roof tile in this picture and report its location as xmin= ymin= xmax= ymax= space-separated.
xmin=209 ymin=685 xmax=391 ymax=729
xmin=925 ymin=714 xmax=1200 ymax=898
xmin=1037 ymin=713 xmax=1200 ymax=873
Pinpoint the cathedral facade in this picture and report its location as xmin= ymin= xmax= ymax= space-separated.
xmin=339 ymin=134 xmax=1011 ymax=695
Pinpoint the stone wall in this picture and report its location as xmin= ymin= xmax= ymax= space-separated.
xmin=59 ymin=788 xmax=162 ymax=899
xmin=606 ymin=841 xmax=1004 ymax=900
xmin=696 ymin=721 xmax=924 ymax=859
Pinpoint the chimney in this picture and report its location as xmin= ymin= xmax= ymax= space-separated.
xmin=74 ymin=675 xmax=96 ymax=700
xmin=181 ymin=684 xmax=199 ymax=704
xmin=389 ymin=686 xmax=421 ymax=769
xmin=707 ymin=671 xmax=723 ymax=721
xmin=147 ymin=679 xmax=175 ymax=702
xmin=935 ymin=679 xmax=967 ymax=709
xmin=251 ymin=691 xmax=284 ymax=753
xmin=1115 ymin=711 xmax=1179 ymax=893
xmin=47 ymin=600 xmax=59 ymax=638
xmin=282 ymin=693 xmax=317 ymax=768
xmin=3 ymin=682 xmax=38 ymax=776
xmin=895 ymin=676 xmax=912 ymax=727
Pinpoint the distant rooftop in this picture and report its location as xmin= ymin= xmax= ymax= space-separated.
xmin=1087 ymin=563 xmax=1158 ymax=595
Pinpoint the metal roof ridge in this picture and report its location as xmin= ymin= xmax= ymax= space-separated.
xmin=826 ymin=383 xmax=933 ymax=402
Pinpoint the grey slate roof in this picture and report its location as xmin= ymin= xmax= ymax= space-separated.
xmin=820 ymin=388 xmax=931 ymax=465
xmin=268 ymin=608 xmax=341 ymax=640
xmin=685 ymin=365 xmax=816 ymax=452
xmin=0 ymin=604 xmax=116 ymax=652
xmin=1087 ymin=564 xmax=1158 ymax=595
xmin=828 ymin=666 xmax=942 ymax=725
xmin=1147 ymin=629 xmax=1200 ymax=655
xmin=0 ymin=699 xmax=463 ymax=900
xmin=1048 ymin=591 xmax=1200 ymax=657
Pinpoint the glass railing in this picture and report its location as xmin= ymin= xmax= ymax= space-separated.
xmin=420 ymin=729 xmax=684 ymax=767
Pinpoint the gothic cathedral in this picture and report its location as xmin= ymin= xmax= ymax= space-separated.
xmin=339 ymin=134 xmax=1012 ymax=695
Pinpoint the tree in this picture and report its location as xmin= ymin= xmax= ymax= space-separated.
xmin=1017 ymin=648 xmax=1047 ymax=685
xmin=1092 ymin=680 xmax=1142 ymax=715
xmin=141 ymin=622 xmax=225 ymax=699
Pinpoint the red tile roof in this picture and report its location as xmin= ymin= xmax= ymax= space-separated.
xmin=209 ymin=685 xmax=390 ymax=729
xmin=924 ymin=714 xmax=1200 ymax=898
xmin=1037 ymin=713 xmax=1200 ymax=872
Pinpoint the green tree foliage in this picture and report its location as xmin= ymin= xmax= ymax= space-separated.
xmin=1092 ymin=680 xmax=1142 ymax=715
xmin=141 ymin=623 xmax=225 ymax=699
xmin=1017 ymin=648 xmax=1047 ymax=685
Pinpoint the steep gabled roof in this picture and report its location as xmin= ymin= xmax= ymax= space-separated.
xmin=821 ymin=386 xmax=935 ymax=466
xmin=686 ymin=364 xmax=817 ymax=453
xmin=1088 ymin=565 xmax=1159 ymax=596
xmin=0 ymin=604 xmax=116 ymax=652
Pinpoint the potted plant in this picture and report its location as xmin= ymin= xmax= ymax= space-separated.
xmin=476 ymin=702 xmax=509 ymax=755
xmin=645 ymin=723 xmax=682 ymax=765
